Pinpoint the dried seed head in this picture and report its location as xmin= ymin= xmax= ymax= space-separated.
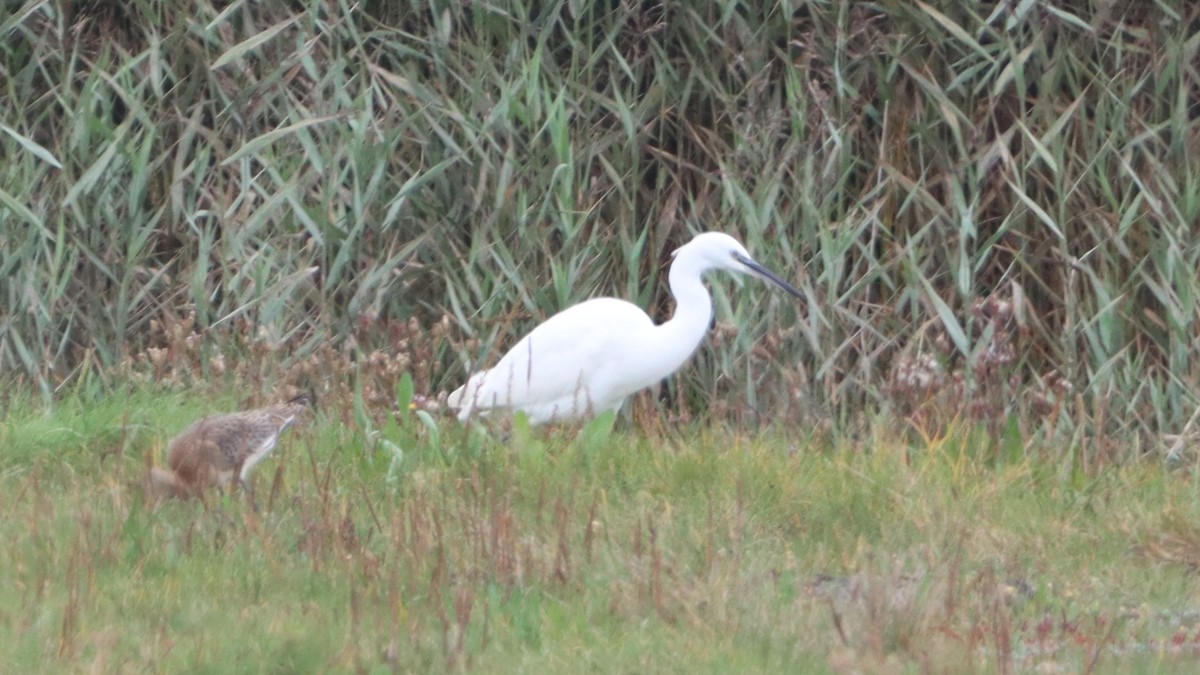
xmin=1030 ymin=392 xmax=1055 ymax=417
xmin=147 ymin=347 xmax=167 ymax=368
xmin=211 ymin=353 xmax=226 ymax=376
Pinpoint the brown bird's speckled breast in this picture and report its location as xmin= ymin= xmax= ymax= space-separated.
xmin=156 ymin=395 xmax=312 ymax=497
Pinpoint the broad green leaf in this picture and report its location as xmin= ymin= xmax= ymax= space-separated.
xmin=0 ymin=124 xmax=62 ymax=169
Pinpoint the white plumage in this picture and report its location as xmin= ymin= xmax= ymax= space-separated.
xmin=448 ymin=232 xmax=803 ymax=424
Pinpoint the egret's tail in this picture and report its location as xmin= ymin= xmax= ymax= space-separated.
xmin=446 ymin=384 xmax=467 ymax=408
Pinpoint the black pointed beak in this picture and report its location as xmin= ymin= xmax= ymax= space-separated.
xmin=733 ymin=252 xmax=805 ymax=299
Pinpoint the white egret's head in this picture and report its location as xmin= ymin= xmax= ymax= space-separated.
xmin=674 ymin=232 xmax=804 ymax=298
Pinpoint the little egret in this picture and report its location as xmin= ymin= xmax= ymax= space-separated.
xmin=447 ymin=232 xmax=803 ymax=424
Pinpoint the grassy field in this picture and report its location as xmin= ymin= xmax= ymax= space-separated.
xmin=2 ymin=386 xmax=1200 ymax=673
xmin=3 ymin=1 xmax=1200 ymax=672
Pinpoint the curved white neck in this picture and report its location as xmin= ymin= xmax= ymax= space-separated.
xmin=647 ymin=250 xmax=714 ymax=376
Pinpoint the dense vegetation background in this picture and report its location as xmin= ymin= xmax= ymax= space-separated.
xmin=2 ymin=0 xmax=1199 ymax=448
xmin=8 ymin=3 xmax=1200 ymax=672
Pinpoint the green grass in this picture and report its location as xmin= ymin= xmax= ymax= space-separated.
xmin=4 ymin=387 xmax=1200 ymax=673
xmin=2 ymin=1 xmax=1199 ymax=669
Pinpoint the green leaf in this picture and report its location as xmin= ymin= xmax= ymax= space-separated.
xmin=0 ymin=187 xmax=45 ymax=230
xmin=210 ymin=15 xmax=300 ymax=70
xmin=914 ymin=1 xmax=993 ymax=61
xmin=395 ymin=372 xmax=414 ymax=423
xmin=221 ymin=114 xmax=349 ymax=166
xmin=916 ymin=273 xmax=969 ymax=356
xmin=1006 ymin=179 xmax=1064 ymax=240
xmin=0 ymin=124 xmax=62 ymax=169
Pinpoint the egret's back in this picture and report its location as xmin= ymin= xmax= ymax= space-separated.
xmin=449 ymin=298 xmax=657 ymax=423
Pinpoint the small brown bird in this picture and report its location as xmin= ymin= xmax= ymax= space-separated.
xmin=150 ymin=394 xmax=313 ymax=505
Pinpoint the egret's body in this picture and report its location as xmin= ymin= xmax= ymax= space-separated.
xmin=448 ymin=232 xmax=803 ymax=424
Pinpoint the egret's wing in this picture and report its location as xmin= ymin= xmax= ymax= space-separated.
xmin=453 ymin=298 xmax=651 ymax=415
